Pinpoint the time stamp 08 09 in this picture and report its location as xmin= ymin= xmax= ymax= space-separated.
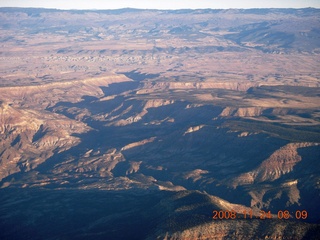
xmin=212 ymin=209 xmax=308 ymax=220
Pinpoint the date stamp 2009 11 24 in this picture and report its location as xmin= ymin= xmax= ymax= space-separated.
xmin=212 ymin=210 xmax=308 ymax=220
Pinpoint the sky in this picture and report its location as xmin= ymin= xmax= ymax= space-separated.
xmin=0 ymin=0 xmax=320 ymax=10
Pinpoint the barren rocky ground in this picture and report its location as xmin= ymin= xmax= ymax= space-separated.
xmin=0 ymin=7 xmax=320 ymax=239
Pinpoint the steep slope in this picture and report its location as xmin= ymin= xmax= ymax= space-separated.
xmin=0 ymin=102 xmax=90 ymax=182
xmin=233 ymin=142 xmax=319 ymax=185
xmin=0 ymin=74 xmax=131 ymax=109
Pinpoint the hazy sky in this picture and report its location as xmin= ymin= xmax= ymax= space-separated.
xmin=0 ymin=0 xmax=320 ymax=10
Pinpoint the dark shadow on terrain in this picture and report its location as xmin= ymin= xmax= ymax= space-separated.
xmin=100 ymin=81 xmax=140 ymax=96
xmin=45 ymin=95 xmax=290 ymax=207
xmin=222 ymin=118 xmax=320 ymax=142
xmin=2 ymin=189 xmax=318 ymax=239
xmin=121 ymin=125 xmax=287 ymax=206
xmin=294 ymin=146 xmax=320 ymax=223
xmin=119 ymin=70 xmax=160 ymax=81
xmin=10 ymin=134 xmax=21 ymax=147
xmin=34 ymin=81 xmax=320 ymax=218
xmin=32 ymin=124 xmax=46 ymax=143
xmin=247 ymin=85 xmax=320 ymax=97
xmin=0 ymin=188 xmax=173 ymax=240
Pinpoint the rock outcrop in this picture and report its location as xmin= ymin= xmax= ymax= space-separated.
xmin=233 ymin=142 xmax=319 ymax=185
xmin=0 ymin=103 xmax=90 ymax=182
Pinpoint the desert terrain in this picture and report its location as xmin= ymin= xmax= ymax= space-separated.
xmin=0 ymin=7 xmax=320 ymax=239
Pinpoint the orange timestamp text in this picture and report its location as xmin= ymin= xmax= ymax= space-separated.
xmin=212 ymin=209 xmax=308 ymax=220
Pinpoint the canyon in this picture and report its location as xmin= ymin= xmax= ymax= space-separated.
xmin=0 ymin=7 xmax=320 ymax=239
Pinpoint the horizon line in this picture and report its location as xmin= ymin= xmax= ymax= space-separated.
xmin=0 ymin=6 xmax=319 ymax=11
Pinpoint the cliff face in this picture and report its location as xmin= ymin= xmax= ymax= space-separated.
xmin=0 ymin=75 xmax=130 ymax=109
xmin=0 ymin=102 xmax=90 ymax=181
xmin=229 ymin=142 xmax=320 ymax=209
xmin=142 ymin=81 xmax=260 ymax=91
xmin=106 ymin=99 xmax=175 ymax=126
xmin=233 ymin=142 xmax=319 ymax=186
xmin=0 ymin=75 xmax=131 ymax=181
xmin=220 ymin=106 xmax=266 ymax=117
